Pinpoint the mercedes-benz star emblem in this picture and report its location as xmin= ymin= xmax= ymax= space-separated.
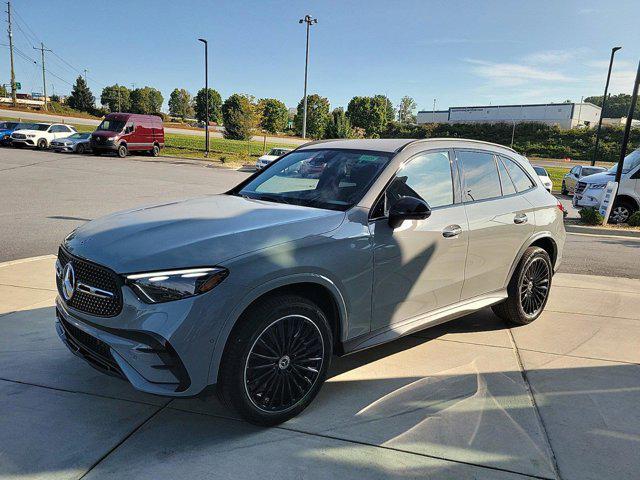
xmin=62 ymin=263 xmax=76 ymax=301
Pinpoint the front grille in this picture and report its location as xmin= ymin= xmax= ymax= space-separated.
xmin=57 ymin=247 xmax=123 ymax=317
xmin=12 ymin=133 xmax=25 ymax=139
xmin=57 ymin=310 xmax=123 ymax=378
xmin=575 ymin=182 xmax=587 ymax=195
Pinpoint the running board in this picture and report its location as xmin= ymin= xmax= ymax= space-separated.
xmin=342 ymin=290 xmax=508 ymax=354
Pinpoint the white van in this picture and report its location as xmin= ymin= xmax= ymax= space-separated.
xmin=573 ymin=148 xmax=640 ymax=223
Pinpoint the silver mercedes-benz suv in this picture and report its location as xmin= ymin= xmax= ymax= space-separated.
xmin=55 ymin=138 xmax=565 ymax=425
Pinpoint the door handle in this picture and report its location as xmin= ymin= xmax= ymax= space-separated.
xmin=514 ymin=213 xmax=528 ymax=224
xmin=442 ymin=224 xmax=463 ymax=238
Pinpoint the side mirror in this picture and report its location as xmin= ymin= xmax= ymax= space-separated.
xmin=388 ymin=196 xmax=431 ymax=229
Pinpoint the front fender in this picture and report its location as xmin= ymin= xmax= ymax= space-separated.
xmin=206 ymin=272 xmax=348 ymax=385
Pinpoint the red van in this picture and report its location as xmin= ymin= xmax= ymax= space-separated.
xmin=91 ymin=113 xmax=164 ymax=158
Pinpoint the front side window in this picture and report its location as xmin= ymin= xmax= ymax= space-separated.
xmin=501 ymin=156 xmax=535 ymax=192
xmin=458 ymin=150 xmax=502 ymax=202
xmin=237 ymin=149 xmax=392 ymax=211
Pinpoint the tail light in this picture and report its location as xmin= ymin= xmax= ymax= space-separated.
xmin=556 ymin=200 xmax=564 ymax=212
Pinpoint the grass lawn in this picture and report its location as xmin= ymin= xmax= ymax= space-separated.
xmin=544 ymin=166 xmax=570 ymax=192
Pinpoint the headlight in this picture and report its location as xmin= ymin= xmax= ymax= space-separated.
xmin=107 ymin=136 xmax=115 ymax=141
xmin=26 ymin=134 xmax=36 ymax=138
xmin=125 ymin=267 xmax=228 ymax=303
xmin=587 ymin=183 xmax=607 ymax=190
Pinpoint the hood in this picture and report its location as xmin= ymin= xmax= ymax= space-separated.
xmin=64 ymin=194 xmax=346 ymax=273
xmin=56 ymin=137 xmax=85 ymax=144
xmin=580 ymin=171 xmax=614 ymax=184
xmin=92 ymin=130 xmax=120 ymax=139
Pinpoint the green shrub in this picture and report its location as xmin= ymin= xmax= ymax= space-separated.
xmin=579 ymin=207 xmax=604 ymax=226
xmin=627 ymin=211 xmax=640 ymax=227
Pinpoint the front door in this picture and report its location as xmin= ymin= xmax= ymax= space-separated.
xmin=457 ymin=150 xmax=535 ymax=299
xmin=371 ymin=150 xmax=468 ymax=331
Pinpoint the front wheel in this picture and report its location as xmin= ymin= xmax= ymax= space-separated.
xmin=608 ymin=199 xmax=635 ymax=224
xmin=36 ymin=138 xmax=47 ymax=149
xmin=117 ymin=144 xmax=128 ymax=158
xmin=217 ymin=294 xmax=332 ymax=426
xmin=492 ymin=246 xmax=552 ymax=325
xmin=76 ymin=143 xmax=85 ymax=154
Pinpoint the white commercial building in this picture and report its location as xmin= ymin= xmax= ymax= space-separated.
xmin=417 ymin=102 xmax=601 ymax=129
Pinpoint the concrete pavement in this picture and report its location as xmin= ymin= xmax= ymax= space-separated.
xmin=1 ymin=256 xmax=639 ymax=479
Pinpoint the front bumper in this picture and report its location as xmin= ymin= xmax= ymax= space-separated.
xmin=11 ymin=138 xmax=35 ymax=146
xmin=51 ymin=145 xmax=74 ymax=152
xmin=572 ymin=190 xmax=602 ymax=209
xmin=91 ymin=140 xmax=117 ymax=152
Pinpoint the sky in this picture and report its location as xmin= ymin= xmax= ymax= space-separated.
xmin=6 ymin=0 xmax=640 ymax=113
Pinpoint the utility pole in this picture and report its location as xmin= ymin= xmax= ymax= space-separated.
xmin=432 ymin=98 xmax=436 ymax=123
xmin=591 ymin=46 xmax=622 ymax=166
xmin=116 ymin=83 xmax=121 ymax=112
xmin=83 ymin=69 xmax=88 ymax=82
xmin=615 ymin=59 xmax=640 ymax=185
xmin=33 ymin=42 xmax=51 ymax=111
xmin=198 ymin=38 xmax=209 ymax=157
xmin=299 ymin=14 xmax=317 ymax=139
xmin=7 ymin=1 xmax=16 ymax=107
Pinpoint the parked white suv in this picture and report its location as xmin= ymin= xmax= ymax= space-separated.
xmin=11 ymin=123 xmax=77 ymax=149
xmin=573 ymin=148 xmax=640 ymax=223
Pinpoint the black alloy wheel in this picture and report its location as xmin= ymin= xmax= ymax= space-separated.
xmin=244 ymin=314 xmax=324 ymax=413
xmin=76 ymin=143 xmax=85 ymax=154
xmin=37 ymin=138 xmax=47 ymax=149
xmin=519 ymin=257 xmax=550 ymax=317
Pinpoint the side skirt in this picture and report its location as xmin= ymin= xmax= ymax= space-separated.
xmin=341 ymin=290 xmax=507 ymax=355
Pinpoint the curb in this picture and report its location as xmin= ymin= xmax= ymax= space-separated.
xmin=565 ymin=223 xmax=640 ymax=239
xmin=0 ymin=254 xmax=56 ymax=268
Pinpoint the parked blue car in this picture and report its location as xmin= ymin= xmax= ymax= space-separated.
xmin=0 ymin=121 xmax=19 ymax=146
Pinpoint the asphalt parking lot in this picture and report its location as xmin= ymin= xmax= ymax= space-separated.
xmin=1 ymin=147 xmax=640 ymax=479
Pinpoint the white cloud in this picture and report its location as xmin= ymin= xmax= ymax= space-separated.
xmin=523 ymin=50 xmax=575 ymax=65
xmin=465 ymin=59 xmax=571 ymax=87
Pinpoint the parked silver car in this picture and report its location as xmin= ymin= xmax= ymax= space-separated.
xmin=50 ymin=132 xmax=92 ymax=154
xmin=561 ymin=164 xmax=606 ymax=195
xmin=54 ymin=138 xmax=565 ymax=425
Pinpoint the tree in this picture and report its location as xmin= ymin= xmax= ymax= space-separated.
xmin=584 ymin=93 xmax=640 ymax=120
xmin=258 ymin=98 xmax=289 ymax=133
xmin=130 ymin=86 xmax=163 ymax=114
xmin=324 ymin=108 xmax=353 ymax=139
xmin=346 ymin=95 xmax=390 ymax=137
xmin=0 ymin=84 xmax=7 ymax=97
xmin=294 ymin=94 xmax=330 ymax=139
xmin=67 ymin=76 xmax=95 ymax=113
xmin=194 ymin=88 xmax=222 ymax=124
xmin=222 ymin=94 xmax=258 ymax=140
xmin=397 ymin=96 xmax=417 ymax=123
xmin=100 ymin=84 xmax=131 ymax=112
xmin=168 ymin=88 xmax=193 ymax=119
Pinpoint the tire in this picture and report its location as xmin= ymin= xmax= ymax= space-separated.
xmin=76 ymin=143 xmax=85 ymax=155
xmin=36 ymin=138 xmax=47 ymax=149
xmin=117 ymin=144 xmax=128 ymax=158
xmin=492 ymin=246 xmax=552 ymax=326
xmin=608 ymin=199 xmax=636 ymax=224
xmin=150 ymin=144 xmax=160 ymax=157
xmin=217 ymin=294 xmax=333 ymax=426
xmin=561 ymin=181 xmax=568 ymax=196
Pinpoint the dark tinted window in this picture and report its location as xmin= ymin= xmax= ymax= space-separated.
xmin=501 ymin=156 xmax=535 ymax=192
xmin=458 ymin=150 xmax=502 ymax=201
xmin=497 ymin=157 xmax=517 ymax=195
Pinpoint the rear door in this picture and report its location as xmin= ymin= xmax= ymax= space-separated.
xmin=457 ymin=149 xmax=535 ymax=299
xmin=370 ymin=149 xmax=469 ymax=330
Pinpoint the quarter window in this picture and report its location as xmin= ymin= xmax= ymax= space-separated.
xmin=497 ymin=157 xmax=517 ymax=195
xmin=501 ymin=156 xmax=535 ymax=192
xmin=458 ymin=150 xmax=502 ymax=202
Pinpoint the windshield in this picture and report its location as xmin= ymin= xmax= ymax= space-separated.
xmin=533 ymin=166 xmax=547 ymax=176
xmin=267 ymin=148 xmax=290 ymax=156
xmin=97 ymin=119 xmax=125 ymax=132
xmin=0 ymin=122 xmax=17 ymax=130
xmin=581 ymin=167 xmax=603 ymax=177
xmin=68 ymin=133 xmax=90 ymax=140
xmin=237 ymin=148 xmax=393 ymax=211
xmin=607 ymin=148 xmax=640 ymax=175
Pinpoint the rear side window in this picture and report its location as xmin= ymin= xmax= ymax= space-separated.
xmin=458 ymin=150 xmax=502 ymax=202
xmin=500 ymin=156 xmax=535 ymax=192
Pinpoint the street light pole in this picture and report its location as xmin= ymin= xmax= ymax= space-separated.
xmin=591 ymin=46 xmax=622 ymax=166
xmin=299 ymin=15 xmax=317 ymax=139
xmin=198 ymin=38 xmax=209 ymax=157
xmin=615 ymin=59 xmax=640 ymax=185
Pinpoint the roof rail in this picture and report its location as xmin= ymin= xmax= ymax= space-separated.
xmin=397 ymin=137 xmax=518 ymax=154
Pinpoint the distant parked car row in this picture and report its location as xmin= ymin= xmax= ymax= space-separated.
xmin=0 ymin=113 xmax=165 ymax=158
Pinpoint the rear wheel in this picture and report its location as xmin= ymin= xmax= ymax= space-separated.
xmin=36 ymin=138 xmax=47 ymax=149
xmin=150 ymin=144 xmax=160 ymax=157
xmin=217 ymin=294 xmax=332 ymax=426
xmin=492 ymin=246 xmax=552 ymax=325
xmin=608 ymin=199 xmax=636 ymax=224
xmin=117 ymin=144 xmax=128 ymax=158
